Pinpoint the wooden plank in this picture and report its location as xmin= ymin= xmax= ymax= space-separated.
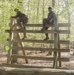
xmin=13 ymin=40 xmax=69 ymax=44
xmin=7 ymin=33 xmax=13 ymax=63
xmin=3 ymin=63 xmax=52 ymax=68
xmin=58 ymin=33 xmax=61 ymax=67
xmin=11 ymin=19 xmax=20 ymax=63
xmin=11 ymin=47 xmax=70 ymax=52
xmin=14 ymin=40 xmax=53 ymax=43
xmin=2 ymin=63 xmax=68 ymax=69
xmin=7 ymin=18 xmax=14 ymax=63
xmin=2 ymin=67 xmax=74 ymax=75
xmin=53 ymin=20 xmax=58 ymax=68
xmin=58 ymin=23 xmax=71 ymax=27
xmin=59 ymin=30 xmax=70 ymax=34
xmin=2 ymin=63 xmax=69 ymax=69
xmin=11 ymin=55 xmax=69 ymax=61
xmin=24 ymin=23 xmax=71 ymax=27
xmin=5 ymin=30 xmax=70 ymax=34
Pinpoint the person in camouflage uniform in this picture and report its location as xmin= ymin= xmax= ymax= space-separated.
xmin=12 ymin=8 xmax=28 ymax=39
xmin=41 ymin=7 xmax=57 ymax=40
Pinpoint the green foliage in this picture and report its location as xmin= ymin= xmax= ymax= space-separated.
xmin=0 ymin=0 xmax=74 ymax=51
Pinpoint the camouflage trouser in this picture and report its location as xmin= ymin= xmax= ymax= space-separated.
xmin=43 ymin=18 xmax=54 ymax=28
xmin=17 ymin=16 xmax=28 ymax=28
xmin=17 ymin=18 xmax=27 ymax=38
xmin=42 ymin=18 xmax=54 ymax=38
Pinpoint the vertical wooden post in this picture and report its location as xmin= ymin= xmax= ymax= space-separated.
xmin=11 ymin=42 xmax=18 ymax=63
xmin=11 ymin=27 xmax=19 ymax=63
xmin=57 ymin=15 xmax=61 ymax=67
xmin=7 ymin=18 xmax=14 ymax=63
xmin=7 ymin=32 xmax=13 ymax=63
xmin=58 ymin=33 xmax=61 ymax=67
xmin=11 ymin=18 xmax=18 ymax=63
xmin=53 ymin=17 xmax=58 ymax=68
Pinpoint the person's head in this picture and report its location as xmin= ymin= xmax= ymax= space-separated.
xmin=48 ymin=7 xmax=52 ymax=12
xmin=14 ymin=8 xmax=19 ymax=12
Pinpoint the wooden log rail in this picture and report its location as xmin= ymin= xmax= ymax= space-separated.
xmin=11 ymin=39 xmax=69 ymax=44
xmin=11 ymin=47 xmax=70 ymax=52
xmin=11 ymin=55 xmax=69 ymax=61
xmin=1 ymin=67 xmax=74 ymax=75
xmin=6 ymin=30 xmax=70 ymax=34
xmin=24 ymin=23 xmax=71 ymax=27
xmin=1 ymin=63 xmax=68 ymax=68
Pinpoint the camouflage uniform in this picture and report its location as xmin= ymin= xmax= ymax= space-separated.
xmin=13 ymin=9 xmax=28 ymax=39
xmin=42 ymin=10 xmax=57 ymax=40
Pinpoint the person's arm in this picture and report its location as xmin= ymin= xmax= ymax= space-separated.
xmin=52 ymin=13 xmax=57 ymax=19
xmin=48 ymin=13 xmax=53 ymax=23
xmin=52 ymin=13 xmax=57 ymax=22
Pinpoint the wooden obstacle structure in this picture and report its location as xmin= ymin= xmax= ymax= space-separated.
xmin=5 ymin=18 xmax=70 ymax=68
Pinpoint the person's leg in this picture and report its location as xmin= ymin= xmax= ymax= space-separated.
xmin=21 ymin=16 xmax=28 ymax=39
xmin=41 ymin=18 xmax=49 ymax=40
xmin=44 ymin=27 xmax=49 ymax=40
xmin=44 ymin=19 xmax=54 ymax=40
xmin=41 ymin=18 xmax=47 ymax=31
xmin=22 ymin=22 xmax=27 ymax=39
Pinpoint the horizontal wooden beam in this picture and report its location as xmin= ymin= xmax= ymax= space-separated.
xmin=25 ymin=23 xmax=71 ymax=27
xmin=1 ymin=67 xmax=74 ymax=75
xmin=12 ymin=47 xmax=69 ymax=52
xmin=11 ymin=55 xmax=69 ymax=61
xmin=6 ymin=30 xmax=70 ymax=34
xmin=2 ymin=63 xmax=52 ymax=68
xmin=2 ymin=63 xmax=67 ymax=69
xmin=13 ymin=40 xmax=69 ymax=44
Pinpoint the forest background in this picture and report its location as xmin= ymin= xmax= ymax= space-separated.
xmin=0 ymin=0 xmax=74 ymax=52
